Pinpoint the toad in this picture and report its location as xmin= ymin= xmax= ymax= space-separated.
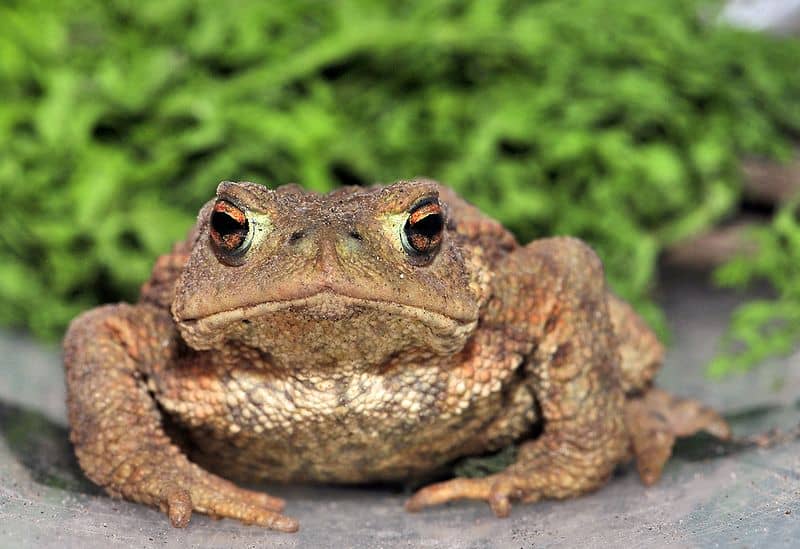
xmin=63 ymin=179 xmax=730 ymax=532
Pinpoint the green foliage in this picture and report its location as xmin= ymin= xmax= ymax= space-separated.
xmin=710 ymin=200 xmax=800 ymax=376
xmin=0 ymin=0 xmax=799 ymax=357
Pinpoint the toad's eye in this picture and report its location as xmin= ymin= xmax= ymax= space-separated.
xmin=402 ymin=198 xmax=444 ymax=256
xmin=210 ymin=200 xmax=252 ymax=258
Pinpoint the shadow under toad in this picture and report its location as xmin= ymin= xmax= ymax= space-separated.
xmin=0 ymin=399 xmax=100 ymax=495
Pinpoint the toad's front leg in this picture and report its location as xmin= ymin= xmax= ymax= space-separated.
xmin=63 ymin=304 xmax=298 ymax=531
xmin=407 ymin=237 xmax=629 ymax=516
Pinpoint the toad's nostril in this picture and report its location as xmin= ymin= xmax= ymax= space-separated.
xmin=289 ymin=230 xmax=306 ymax=244
xmin=348 ymin=231 xmax=364 ymax=241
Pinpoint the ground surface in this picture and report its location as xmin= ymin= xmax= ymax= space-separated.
xmin=1 ymin=270 xmax=799 ymax=548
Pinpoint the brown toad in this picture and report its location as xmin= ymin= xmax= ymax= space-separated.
xmin=63 ymin=179 xmax=730 ymax=532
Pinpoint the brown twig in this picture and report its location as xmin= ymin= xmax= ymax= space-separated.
xmin=665 ymin=149 xmax=800 ymax=269
xmin=741 ymin=152 xmax=800 ymax=205
xmin=664 ymin=220 xmax=760 ymax=269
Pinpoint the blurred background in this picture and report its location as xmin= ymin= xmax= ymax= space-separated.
xmin=0 ymin=0 xmax=799 ymax=376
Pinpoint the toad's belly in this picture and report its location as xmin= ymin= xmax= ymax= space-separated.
xmin=187 ymin=393 xmax=513 ymax=483
xmin=156 ymin=353 xmax=536 ymax=483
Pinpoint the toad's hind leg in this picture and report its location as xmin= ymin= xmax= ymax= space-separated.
xmin=607 ymin=293 xmax=664 ymax=394
xmin=606 ymin=294 xmax=731 ymax=485
xmin=625 ymin=388 xmax=731 ymax=485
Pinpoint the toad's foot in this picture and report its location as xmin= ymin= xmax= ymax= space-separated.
xmin=406 ymin=474 xmax=527 ymax=517
xmin=625 ymin=387 xmax=731 ymax=485
xmin=149 ymin=469 xmax=297 ymax=531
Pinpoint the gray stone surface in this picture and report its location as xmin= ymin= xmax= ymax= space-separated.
xmin=1 ymin=271 xmax=799 ymax=548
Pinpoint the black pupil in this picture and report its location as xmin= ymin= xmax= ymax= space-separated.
xmin=404 ymin=202 xmax=444 ymax=255
xmin=411 ymin=214 xmax=443 ymax=238
xmin=211 ymin=210 xmax=245 ymax=237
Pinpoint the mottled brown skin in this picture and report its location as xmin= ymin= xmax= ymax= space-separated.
xmin=63 ymin=179 xmax=730 ymax=531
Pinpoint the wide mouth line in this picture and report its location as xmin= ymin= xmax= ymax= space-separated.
xmin=177 ymin=290 xmax=472 ymax=326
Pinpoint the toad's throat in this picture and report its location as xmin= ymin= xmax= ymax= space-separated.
xmin=175 ymin=292 xmax=478 ymax=363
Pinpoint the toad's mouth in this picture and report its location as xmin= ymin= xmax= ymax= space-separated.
xmin=175 ymin=290 xmax=475 ymax=333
